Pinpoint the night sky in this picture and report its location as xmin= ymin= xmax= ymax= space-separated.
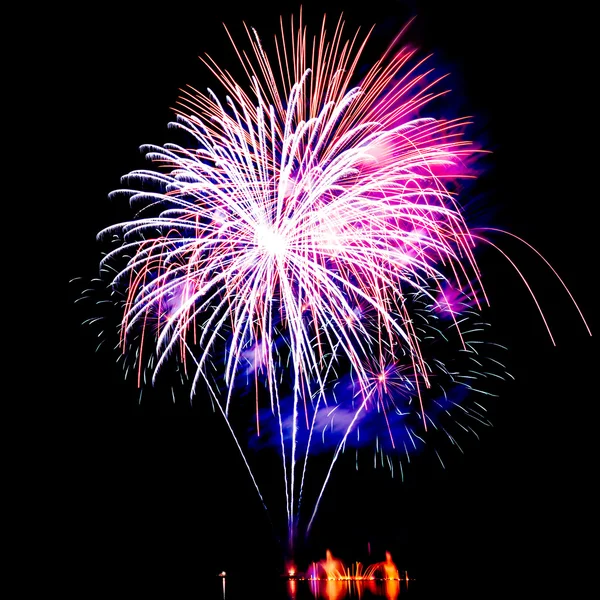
xmin=66 ymin=1 xmax=595 ymax=596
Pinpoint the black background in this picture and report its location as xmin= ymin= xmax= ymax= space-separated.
xmin=65 ymin=1 xmax=595 ymax=597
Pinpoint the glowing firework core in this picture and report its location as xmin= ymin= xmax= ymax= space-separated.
xmin=256 ymin=224 xmax=288 ymax=258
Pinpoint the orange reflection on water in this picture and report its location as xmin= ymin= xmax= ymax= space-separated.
xmin=309 ymin=578 xmax=402 ymax=600
xmin=287 ymin=577 xmax=298 ymax=600
xmin=309 ymin=577 xmax=348 ymax=600
xmin=218 ymin=550 xmax=408 ymax=600
xmin=383 ymin=579 xmax=400 ymax=600
xmin=303 ymin=550 xmax=407 ymax=600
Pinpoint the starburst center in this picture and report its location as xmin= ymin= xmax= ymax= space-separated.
xmin=256 ymin=224 xmax=287 ymax=257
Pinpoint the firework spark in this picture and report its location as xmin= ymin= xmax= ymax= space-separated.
xmin=96 ymin=12 xmax=590 ymax=552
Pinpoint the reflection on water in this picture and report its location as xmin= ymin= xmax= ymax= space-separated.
xmin=303 ymin=577 xmax=406 ymax=600
xmin=219 ymin=572 xmax=411 ymax=600
xmin=218 ymin=577 xmax=411 ymax=600
xmin=218 ymin=551 xmax=412 ymax=599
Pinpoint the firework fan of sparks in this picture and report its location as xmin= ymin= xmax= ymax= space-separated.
xmin=96 ymin=12 xmax=590 ymax=549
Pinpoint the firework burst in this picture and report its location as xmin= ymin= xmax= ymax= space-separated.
xmin=96 ymin=12 xmax=590 ymax=552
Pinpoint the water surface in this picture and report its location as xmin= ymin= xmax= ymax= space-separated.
xmin=215 ymin=576 xmax=415 ymax=600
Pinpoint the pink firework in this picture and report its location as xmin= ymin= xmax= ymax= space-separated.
xmin=97 ymin=12 xmax=590 ymax=550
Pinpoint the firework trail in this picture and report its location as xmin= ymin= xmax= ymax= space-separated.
xmin=96 ymin=12 xmax=590 ymax=552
